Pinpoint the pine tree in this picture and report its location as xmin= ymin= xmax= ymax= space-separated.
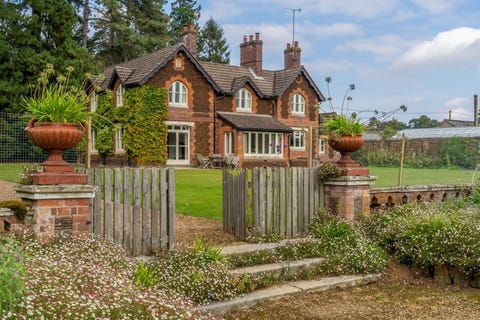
xmin=169 ymin=0 xmax=201 ymax=42
xmin=91 ymin=0 xmax=170 ymax=67
xmin=0 ymin=0 xmax=92 ymax=112
xmin=197 ymin=17 xmax=230 ymax=64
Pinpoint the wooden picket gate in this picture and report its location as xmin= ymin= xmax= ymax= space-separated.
xmin=87 ymin=167 xmax=175 ymax=256
xmin=223 ymin=167 xmax=322 ymax=240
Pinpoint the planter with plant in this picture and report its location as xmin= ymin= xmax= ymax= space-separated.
xmin=22 ymin=64 xmax=90 ymax=184
xmin=321 ymin=77 xmax=367 ymax=171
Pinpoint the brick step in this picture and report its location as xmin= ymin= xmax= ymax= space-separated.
xmin=230 ymin=257 xmax=325 ymax=278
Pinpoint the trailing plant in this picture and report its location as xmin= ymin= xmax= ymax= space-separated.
xmin=317 ymin=161 xmax=345 ymax=180
xmin=0 ymin=200 xmax=27 ymax=221
xmin=18 ymin=164 xmax=42 ymax=185
xmin=152 ymin=241 xmax=237 ymax=303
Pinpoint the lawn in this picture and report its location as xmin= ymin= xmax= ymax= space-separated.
xmin=1 ymin=164 xmax=477 ymax=221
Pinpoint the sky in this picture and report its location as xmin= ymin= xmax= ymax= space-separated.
xmin=192 ymin=0 xmax=480 ymax=124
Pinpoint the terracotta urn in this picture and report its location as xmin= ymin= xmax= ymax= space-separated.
xmin=25 ymin=119 xmax=86 ymax=172
xmin=328 ymin=132 xmax=365 ymax=165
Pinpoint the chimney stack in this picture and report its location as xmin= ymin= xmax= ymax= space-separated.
xmin=240 ymin=32 xmax=263 ymax=75
xmin=284 ymin=41 xmax=301 ymax=69
xmin=475 ymin=94 xmax=478 ymax=126
xmin=180 ymin=22 xmax=197 ymax=57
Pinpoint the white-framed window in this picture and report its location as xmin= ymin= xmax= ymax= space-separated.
xmin=290 ymin=129 xmax=306 ymax=150
xmin=90 ymin=129 xmax=98 ymax=154
xmin=168 ymin=81 xmax=188 ymax=107
xmin=225 ymin=132 xmax=233 ymax=155
xmin=115 ymin=125 xmax=125 ymax=153
xmin=175 ymin=57 xmax=182 ymax=68
xmin=90 ymin=91 xmax=98 ymax=112
xmin=116 ymin=84 xmax=124 ymax=107
xmin=236 ymin=88 xmax=252 ymax=112
xmin=291 ymin=93 xmax=305 ymax=115
xmin=167 ymin=123 xmax=190 ymax=164
xmin=244 ymin=132 xmax=283 ymax=157
xmin=319 ymin=138 xmax=326 ymax=155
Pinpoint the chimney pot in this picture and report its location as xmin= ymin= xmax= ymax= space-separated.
xmin=240 ymin=33 xmax=263 ymax=75
xmin=255 ymin=32 xmax=260 ymax=41
xmin=287 ymin=43 xmax=291 ymax=49
xmin=249 ymin=35 xmax=253 ymax=42
xmin=294 ymin=41 xmax=298 ymax=47
xmin=243 ymin=36 xmax=247 ymax=43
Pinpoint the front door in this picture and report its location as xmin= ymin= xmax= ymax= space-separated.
xmin=167 ymin=124 xmax=190 ymax=165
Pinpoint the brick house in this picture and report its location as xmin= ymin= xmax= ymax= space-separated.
xmin=90 ymin=23 xmax=325 ymax=168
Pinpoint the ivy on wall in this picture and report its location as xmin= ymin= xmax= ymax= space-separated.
xmin=116 ymin=85 xmax=168 ymax=165
xmin=93 ymin=91 xmax=115 ymax=158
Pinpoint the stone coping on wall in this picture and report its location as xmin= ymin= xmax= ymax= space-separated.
xmin=324 ymin=175 xmax=377 ymax=186
xmin=371 ymin=183 xmax=471 ymax=194
xmin=14 ymin=184 xmax=96 ymax=200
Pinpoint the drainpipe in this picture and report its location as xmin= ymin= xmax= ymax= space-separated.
xmin=213 ymin=95 xmax=226 ymax=154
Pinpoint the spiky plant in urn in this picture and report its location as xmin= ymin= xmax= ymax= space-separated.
xmin=23 ymin=64 xmax=89 ymax=184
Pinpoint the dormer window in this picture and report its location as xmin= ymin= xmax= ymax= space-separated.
xmin=168 ymin=81 xmax=188 ymax=107
xmin=90 ymin=91 xmax=98 ymax=112
xmin=116 ymin=84 xmax=124 ymax=107
xmin=291 ymin=93 xmax=305 ymax=115
xmin=236 ymin=88 xmax=252 ymax=112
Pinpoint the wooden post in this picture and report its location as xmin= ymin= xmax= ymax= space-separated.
xmin=398 ymin=133 xmax=406 ymax=186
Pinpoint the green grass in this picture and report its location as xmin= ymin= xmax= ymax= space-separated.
xmin=1 ymin=164 xmax=477 ymax=221
xmin=370 ymin=166 xmax=476 ymax=187
xmin=175 ymin=169 xmax=223 ymax=221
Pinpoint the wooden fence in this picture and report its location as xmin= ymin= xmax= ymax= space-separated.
xmin=223 ymin=167 xmax=322 ymax=239
xmin=87 ymin=167 xmax=175 ymax=256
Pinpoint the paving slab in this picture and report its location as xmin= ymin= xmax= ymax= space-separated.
xmin=200 ymin=273 xmax=381 ymax=315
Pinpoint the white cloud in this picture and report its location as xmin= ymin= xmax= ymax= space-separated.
xmin=392 ymin=27 xmax=480 ymax=70
xmin=307 ymin=0 xmax=400 ymax=19
xmin=444 ymin=97 xmax=473 ymax=121
xmin=302 ymin=23 xmax=362 ymax=38
xmin=338 ymin=35 xmax=411 ymax=60
xmin=410 ymin=0 xmax=463 ymax=14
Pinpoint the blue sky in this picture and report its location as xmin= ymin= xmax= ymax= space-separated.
xmin=193 ymin=0 xmax=480 ymax=124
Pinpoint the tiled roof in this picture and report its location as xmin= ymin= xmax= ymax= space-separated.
xmin=99 ymin=43 xmax=325 ymax=102
xmin=217 ymin=112 xmax=293 ymax=132
xmin=99 ymin=44 xmax=219 ymax=91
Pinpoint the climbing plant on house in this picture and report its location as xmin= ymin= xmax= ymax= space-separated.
xmin=117 ymin=86 xmax=168 ymax=165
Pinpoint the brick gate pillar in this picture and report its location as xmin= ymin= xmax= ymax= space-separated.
xmin=324 ymin=176 xmax=376 ymax=220
xmin=14 ymin=184 xmax=95 ymax=241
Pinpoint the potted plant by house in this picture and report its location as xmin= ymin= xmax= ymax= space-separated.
xmin=22 ymin=64 xmax=89 ymax=184
xmin=322 ymin=77 xmax=366 ymax=167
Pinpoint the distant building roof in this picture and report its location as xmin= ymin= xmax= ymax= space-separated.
xmin=391 ymin=127 xmax=480 ymax=139
xmin=437 ymin=119 xmax=475 ymax=128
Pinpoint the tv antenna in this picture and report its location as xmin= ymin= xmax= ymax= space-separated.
xmin=287 ymin=8 xmax=301 ymax=47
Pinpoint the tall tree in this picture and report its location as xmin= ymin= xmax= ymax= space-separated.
xmin=408 ymin=115 xmax=439 ymax=128
xmin=168 ymin=0 xmax=201 ymax=42
xmin=197 ymin=17 xmax=230 ymax=64
xmin=0 ymin=0 xmax=92 ymax=112
xmin=91 ymin=0 xmax=170 ymax=67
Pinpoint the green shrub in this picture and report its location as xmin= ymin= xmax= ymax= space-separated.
xmin=361 ymin=202 xmax=480 ymax=275
xmin=133 ymin=260 xmax=158 ymax=289
xmin=152 ymin=239 xmax=237 ymax=303
xmin=0 ymin=237 xmax=25 ymax=317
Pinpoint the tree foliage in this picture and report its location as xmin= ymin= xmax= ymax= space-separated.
xmin=408 ymin=115 xmax=439 ymax=128
xmin=197 ymin=17 xmax=230 ymax=64
xmin=169 ymin=0 xmax=201 ymax=42
xmin=90 ymin=0 xmax=170 ymax=67
xmin=0 ymin=0 xmax=93 ymax=113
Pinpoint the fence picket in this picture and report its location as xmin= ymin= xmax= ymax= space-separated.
xmin=266 ymin=167 xmax=273 ymax=233
xmin=104 ymin=168 xmax=112 ymax=241
xmin=93 ymin=168 xmax=102 ymax=236
xmin=114 ymin=168 xmax=122 ymax=243
xmin=133 ymin=169 xmax=141 ymax=256
xmin=168 ymin=169 xmax=176 ymax=245
xmin=160 ymin=168 xmax=168 ymax=248
xmin=279 ymin=168 xmax=286 ymax=236
xmin=123 ymin=169 xmax=131 ymax=253
xmin=142 ymin=169 xmax=151 ymax=255
xmin=151 ymin=168 xmax=159 ymax=252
